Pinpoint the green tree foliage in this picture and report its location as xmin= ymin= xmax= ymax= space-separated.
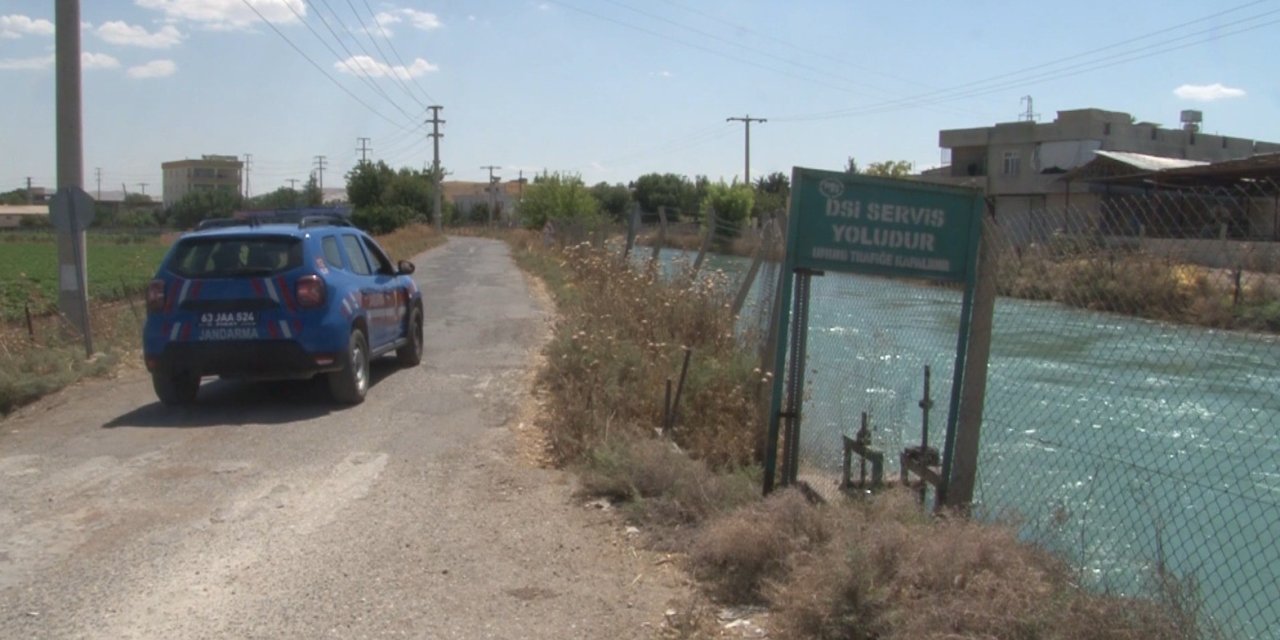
xmin=845 ymin=156 xmax=860 ymax=174
xmin=247 ymin=187 xmax=302 ymax=210
xmin=863 ymin=160 xmax=914 ymax=177
xmin=345 ymin=161 xmax=396 ymax=209
xmin=518 ymin=172 xmax=600 ymax=229
xmin=753 ymin=171 xmax=790 ymax=219
xmin=0 ymin=189 xmax=28 ymax=205
xmin=123 ymin=193 xmax=154 ymax=206
xmin=166 ymin=188 xmax=244 ymax=229
xmin=700 ymin=181 xmax=754 ymax=243
xmin=302 ymin=174 xmax=323 ymax=207
xmin=589 ymin=182 xmax=632 ymax=222
xmin=344 ymin=161 xmax=436 ymax=233
xmin=351 ymin=205 xmax=416 ymax=234
xmin=632 ymin=173 xmax=688 ymax=215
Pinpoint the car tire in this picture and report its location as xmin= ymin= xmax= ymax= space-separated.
xmin=153 ymin=371 xmax=200 ymax=405
xmin=329 ymin=328 xmax=370 ymax=404
xmin=396 ymin=306 xmax=423 ymax=367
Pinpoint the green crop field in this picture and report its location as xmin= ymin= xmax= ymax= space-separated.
xmin=0 ymin=238 xmax=170 ymax=321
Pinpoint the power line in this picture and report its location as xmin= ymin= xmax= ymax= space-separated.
xmin=356 ymin=0 xmax=438 ymax=105
xmin=288 ymin=0 xmax=421 ymax=123
xmin=237 ymin=0 xmax=413 ymax=130
xmin=329 ymin=0 xmax=432 ymax=110
xmin=772 ymin=3 xmax=1280 ymax=123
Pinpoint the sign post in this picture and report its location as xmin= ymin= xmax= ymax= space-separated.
xmin=764 ymin=167 xmax=986 ymax=503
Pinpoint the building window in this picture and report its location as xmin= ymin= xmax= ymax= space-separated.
xmin=1002 ymin=151 xmax=1020 ymax=176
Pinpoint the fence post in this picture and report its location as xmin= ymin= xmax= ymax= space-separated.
xmin=692 ymin=208 xmax=716 ymax=275
xmin=624 ymin=203 xmax=639 ymax=259
xmin=651 ymin=206 xmax=667 ymax=263
xmin=941 ymin=216 xmax=998 ymax=511
xmin=733 ymin=212 xmax=778 ymax=317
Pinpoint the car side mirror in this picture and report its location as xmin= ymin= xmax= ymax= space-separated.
xmin=397 ymin=259 xmax=416 ymax=275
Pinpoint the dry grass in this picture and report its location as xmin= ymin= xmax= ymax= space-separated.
xmin=755 ymin=489 xmax=1215 ymax=640
xmin=507 ymin=235 xmax=1225 ymax=640
xmin=996 ymin=246 xmax=1280 ymax=333
xmin=516 ymin=241 xmax=764 ymax=468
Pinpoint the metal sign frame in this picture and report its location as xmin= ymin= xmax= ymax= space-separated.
xmin=763 ymin=167 xmax=984 ymax=498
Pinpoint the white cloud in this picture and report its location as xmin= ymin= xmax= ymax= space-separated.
xmin=135 ymin=0 xmax=305 ymax=31
xmin=1173 ymin=83 xmax=1246 ymax=102
xmin=335 ymin=55 xmax=437 ymax=79
xmin=127 ymin=59 xmax=177 ymax=78
xmin=0 ymin=52 xmax=120 ymax=71
xmin=0 ymin=14 xmax=54 ymax=38
xmin=401 ymin=9 xmax=441 ymax=31
xmin=97 ymin=21 xmax=183 ymax=48
xmin=0 ymin=55 xmax=54 ymax=70
xmin=82 ymin=52 xmax=121 ymax=69
xmin=650 ymin=70 xmax=672 ymax=78
xmin=369 ymin=8 xmax=441 ymax=36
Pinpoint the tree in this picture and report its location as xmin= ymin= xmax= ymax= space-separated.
xmin=631 ymin=173 xmax=687 ymax=214
xmin=753 ymin=171 xmax=789 ymax=219
xmin=382 ymin=168 xmax=432 ymax=216
xmin=589 ymin=182 xmax=632 ymax=222
xmin=345 ymin=160 xmax=395 ymax=209
xmin=167 ymin=188 xmax=243 ymax=229
xmin=700 ymin=180 xmax=754 ymax=244
xmin=845 ymin=156 xmax=860 ymax=175
xmin=0 ymin=189 xmax=27 ymax=205
xmin=247 ymin=187 xmax=302 ymax=210
xmin=302 ymin=174 xmax=323 ymax=207
xmin=123 ymin=192 xmax=153 ymax=206
xmin=518 ymin=172 xmax=600 ymax=229
xmin=863 ymin=160 xmax=913 ymax=177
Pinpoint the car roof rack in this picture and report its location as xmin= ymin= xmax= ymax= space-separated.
xmin=195 ymin=218 xmax=258 ymax=231
xmin=298 ymin=214 xmax=353 ymax=229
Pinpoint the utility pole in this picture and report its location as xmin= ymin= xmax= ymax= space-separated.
xmin=426 ymin=106 xmax=444 ymax=231
xmin=94 ymin=167 xmax=101 ymax=199
xmin=53 ymin=0 xmax=93 ymax=357
xmin=286 ymin=178 xmax=299 ymax=190
xmin=25 ymin=177 xmax=33 ymax=203
xmin=726 ymin=114 xmax=766 ymax=185
xmin=1019 ymin=95 xmax=1039 ymax=122
xmin=356 ymin=137 xmax=372 ymax=164
xmin=243 ymin=153 xmax=252 ymax=198
xmin=137 ymin=182 xmax=148 ymax=195
xmin=313 ymin=155 xmax=327 ymax=191
xmin=480 ymin=165 xmax=500 ymax=227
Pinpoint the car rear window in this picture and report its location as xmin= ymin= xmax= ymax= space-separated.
xmin=168 ymin=235 xmax=303 ymax=278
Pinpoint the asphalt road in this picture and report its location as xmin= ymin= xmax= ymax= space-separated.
xmin=0 ymin=237 xmax=688 ymax=639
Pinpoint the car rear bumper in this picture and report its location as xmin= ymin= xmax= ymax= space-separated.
xmin=146 ymin=340 xmax=342 ymax=380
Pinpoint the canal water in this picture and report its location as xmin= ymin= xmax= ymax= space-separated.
xmin=671 ymin=248 xmax=1279 ymax=637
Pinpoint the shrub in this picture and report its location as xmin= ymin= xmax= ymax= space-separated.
xmin=352 ymin=204 xmax=416 ymax=234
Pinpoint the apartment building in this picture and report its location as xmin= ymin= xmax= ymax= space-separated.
xmin=161 ymin=155 xmax=243 ymax=208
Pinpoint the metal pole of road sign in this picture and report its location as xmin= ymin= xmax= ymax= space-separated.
xmin=55 ymin=0 xmax=94 ymax=358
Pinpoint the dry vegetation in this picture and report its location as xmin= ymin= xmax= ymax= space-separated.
xmin=509 ymin=232 xmax=1228 ymax=640
xmin=0 ymin=224 xmax=445 ymax=415
xmin=997 ymin=243 xmax=1280 ymax=333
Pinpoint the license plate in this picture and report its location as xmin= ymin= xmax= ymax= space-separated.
xmin=199 ymin=311 xmax=257 ymax=327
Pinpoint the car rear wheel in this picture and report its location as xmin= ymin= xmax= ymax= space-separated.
xmin=153 ymin=371 xmax=200 ymax=405
xmin=396 ymin=307 xmax=423 ymax=367
xmin=329 ymin=328 xmax=369 ymax=404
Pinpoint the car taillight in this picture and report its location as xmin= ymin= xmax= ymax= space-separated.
xmin=296 ymin=275 xmax=325 ymax=308
xmin=147 ymin=279 xmax=166 ymax=313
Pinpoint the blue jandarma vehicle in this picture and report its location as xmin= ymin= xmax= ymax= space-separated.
xmin=142 ymin=215 xmax=423 ymax=405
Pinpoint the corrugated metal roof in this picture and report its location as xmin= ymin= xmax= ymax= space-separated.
xmin=1092 ymin=150 xmax=1208 ymax=172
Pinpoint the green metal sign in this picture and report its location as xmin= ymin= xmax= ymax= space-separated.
xmin=788 ymin=167 xmax=983 ymax=282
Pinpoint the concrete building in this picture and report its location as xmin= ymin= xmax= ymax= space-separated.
xmin=161 ymin=155 xmax=243 ymax=208
xmin=443 ymin=179 xmax=525 ymax=223
xmin=924 ymin=109 xmax=1280 ymax=244
xmin=0 ymin=205 xmax=48 ymax=228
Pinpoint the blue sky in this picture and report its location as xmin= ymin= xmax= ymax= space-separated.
xmin=2 ymin=0 xmax=1277 ymax=197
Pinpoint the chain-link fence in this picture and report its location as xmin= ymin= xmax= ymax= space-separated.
xmin=758 ymin=177 xmax=1278 ymax=637
xmin=976 ymin=178 xmax=1280 ymax=638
